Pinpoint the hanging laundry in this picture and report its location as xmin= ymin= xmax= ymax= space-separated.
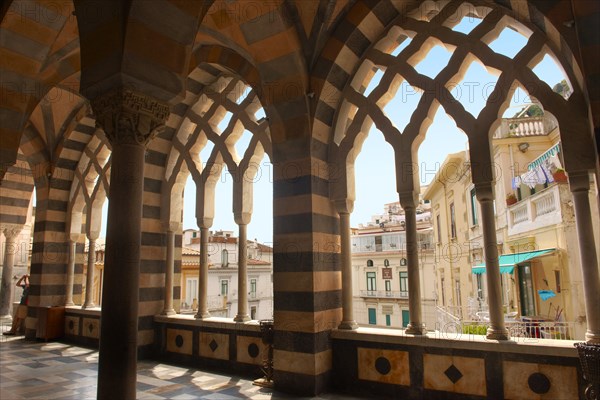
xmin=512 ymin=176 xmax=522 ymax=189
xmin=540 ymin=162 xmax=554 ymax=183
xmin=535 ymin=165 xmax=547 ymax=185
xmin=521 ymin=169 xmax=538 ymax=188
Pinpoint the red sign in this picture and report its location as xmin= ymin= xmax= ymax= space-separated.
xmin=382 ymin=268 xmax=393 ymax=280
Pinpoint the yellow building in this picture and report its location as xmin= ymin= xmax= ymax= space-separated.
xmin=424 ymin=113 xmax=600 ymax=340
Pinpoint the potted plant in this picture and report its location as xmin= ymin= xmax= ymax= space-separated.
xmin=553 ymin=168 xmax=568 ymax=183
xmin=506 ymin=193 xmax=517 ymax=206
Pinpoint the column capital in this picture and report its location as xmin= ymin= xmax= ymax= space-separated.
xmin=234 ymin=213 xmax=252 ymax=226
xmin=162 ymin=221 xmax=181 ymax=233
xmin=398 ymin=191 xmax=418 ymax=209
xmin=91 ymin=87 xmax=170 ymax=146
xmin=333 ymin=199 xmax=354 ymax=215
xmin=1 ymin=224 xmax=23 ymax=239
xmin=196 ymin=218 xmax=213 ymax=230
xmin=473 ymin=181 xmax=495 ymax=202
xmin=567 ymin=170 xmax=590 ymax=193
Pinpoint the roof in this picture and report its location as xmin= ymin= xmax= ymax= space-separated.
xmin=182 ymin=247 xmax=200 ymax=256
xmin=422 ymin=151 xmax=468 ymax=200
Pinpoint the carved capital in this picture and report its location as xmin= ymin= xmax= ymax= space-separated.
xmin=91 ymin=87 xmax=170 ymax=146
xmin=1 ymin=224 xmax=23 ymax=240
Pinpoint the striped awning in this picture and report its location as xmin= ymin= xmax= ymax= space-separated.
xmin=472 ymin=249 xmax=555 ymax=274
xmin=527 ymin=143 xmax=560 ymax=170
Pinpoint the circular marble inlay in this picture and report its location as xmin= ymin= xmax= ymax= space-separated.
xmin=375 ymin=356 xmax=391 ymax=375
xmin=528 ymin=372 xmax=551 ymax=394
xmin=68 ymin=320 xmax=74 ymax=330
xmin=175 ymin=334 xmax=184 ymax=348
xmin=248 ymin=343 xmax=260 ymax=358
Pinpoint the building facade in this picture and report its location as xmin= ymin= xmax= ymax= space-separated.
xmin=351 ymin=202 xmax=437 ymax=329
xmin=179 ymin=230 xmax=273 ymax=320
xmin=424 ymin=113 xmax=600 ymax=340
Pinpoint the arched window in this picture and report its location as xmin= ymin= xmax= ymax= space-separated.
xmin=384 ymin=259 xmax=390 ymax=267
xmin=367 ymin=259 xmax=374 ymax=267
xmin=222 ymin=249 xmax=229 ymax=267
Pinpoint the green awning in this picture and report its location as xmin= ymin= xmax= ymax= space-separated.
xmin=472 ymin=249 xmax=555 ymax=274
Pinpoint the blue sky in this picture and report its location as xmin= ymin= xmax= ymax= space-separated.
xmin=98 ymin=16 xmax=568 ymax=244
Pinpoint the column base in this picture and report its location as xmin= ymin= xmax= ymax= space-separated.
xmin=194 ymin=312 xmax=210 ymax=319
xmin=338 ymin=320 xmax=358 ymax=330
xmin=486 ymin=327 xmax=509 ymax=340
xmin=81 ymin=304 xmax=96 ymax=309
xmin=161 ymin=309 xmax=176 ymax=316
xmin=234 ymin=314 xmax=250 ymax=322
xmin=405 ymin=323 xmax=425 ymax=335
xmin=585 ymin=331 xmax=600 ymax=345
xmin=65 ymin=302 xmax=75 ymax=307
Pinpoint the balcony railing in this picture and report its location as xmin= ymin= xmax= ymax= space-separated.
xmin=507 ymin=184 xmax=568 ymax=236
xmin=360 ymin=290 xmax=409 ymax=299
xmin=494 ymin=115 xmax=557 ymax=138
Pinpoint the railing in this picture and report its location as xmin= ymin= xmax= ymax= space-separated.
xmin=458 ymin=320 xmax=574 ymax=340
xmin=507 ymin=184 xmax=564 ymax=236
xmin=511 ymin=203 xmax=529 ymax=224
xmin=532 ymin=190 xmax=557 ymax=217
xmin=360 ymin=290 xmax=409 ymax=299
xmin=495 ymin=115 xmax=557 ymax=138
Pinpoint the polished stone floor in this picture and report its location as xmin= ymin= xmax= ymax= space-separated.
xmin=0 ymin=329 xmax=364 ymax=399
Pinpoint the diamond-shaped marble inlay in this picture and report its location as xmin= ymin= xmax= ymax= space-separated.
xmin=444 ymin=364 xmax=463 ymax=384
xmin=209 ymin=339 xmax=219 ymax=352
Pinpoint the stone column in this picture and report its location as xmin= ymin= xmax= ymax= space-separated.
xmin=82 ymin=236 xmax=97 ymax=309
xmin=569 ymin=172 xmax=600 ymax=344
xmin=91 ymin=88 xmax=169 ymax=400
xmin=195 ymin=226 xmax=211 ymax=319
xmin=162 ymin=228 xmax=176 ymax=315
xmin=0 ymin=226 xmax=22 ymax=318
xmin=234 ymin=223 xmax=250 ymax=322
xmin=335 ymin=200 xmax=358 ymax=330
xmin=65 ymin=236 xmax=78 ymax=306
xmin=400 ymin=193 xmax=424 ymax=335
xmin=475 ymin=183 xmax=508 ymax=340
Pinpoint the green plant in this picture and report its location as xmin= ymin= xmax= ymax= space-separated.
xmin=462 ymin=324 xmax=488 ymax=335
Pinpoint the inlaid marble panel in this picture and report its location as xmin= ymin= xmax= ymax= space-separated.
xmin=199 ymin=332 xmax=229 ymax=360
xmin=64 ymin=316 xmax=79 ymax=336
xmin=424 ymin=354 xmax=486 ymax=396
xmin=236 ymin=335 xmax=264 ymax=366
xmin=503 ymin=361 xmax=578 ymax=399
xmin=357 ymin=347 xmax=409 ymax=385
xmin=166 ymin=328 xmax=192 ymax=355
xmin=81 ymin=318 xmax=100 ymax=339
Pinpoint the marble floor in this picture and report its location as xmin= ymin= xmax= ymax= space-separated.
xmin=0 ymin=329 xmax=364 ymax=400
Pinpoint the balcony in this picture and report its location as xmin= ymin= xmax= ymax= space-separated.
xmin=494 ymin=114 xmax=557 ymax=138
xmin=507 ymin=183 xmax=570 ymax=236
xmin=360 ymin=290 xmax=408 ymax=299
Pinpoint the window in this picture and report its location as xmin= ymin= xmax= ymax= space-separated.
xmin=436 ymin=214 xmax=442 ymax=243
xmin=555 ymin=270 xmax=561 ymax=293
xmin=222 ymin=249 xmax=229 ymax=267
xmin=250 ymin=306 xmax=257 ymax=320
xmin=476 ymin=274 xmax=484 ymax=299
xmin=399 ymin=272 xmax=408 ymax=294
xmin=185 ymin=278 xmax=198 ymax=308
xmin=441 ymin=277 xmax=446 ymax=305
xmin=470 ymin=188 xmax=478 ymax=225
xmin=192 ymin=231 xmax=197 ymax=238
xmin=401 ymin=309 xmax=409 ymax=328
xmin=221 ymin=279 xmax=229 ymax=296
xmin=384 ymin=259 xmax=390 ymax=267
xmin=367 ymin=259 xmax=374 ymax=267
xmin=368 ymin=308 xmax=377 ymax=325
xmin=449 ymin=202 xmax=457 ymax=239
xmin=385 ymin=314 xmax=391 ymax=326
xmin=366 ymin=272 xmax=376 ymax=293
xmin=385 ymin=280 xmax=391 ymax=294
xmin=250 ymin=278 xmax=257 ymax=298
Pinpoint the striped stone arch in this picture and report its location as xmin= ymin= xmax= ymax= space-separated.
xmin=315 ymin=0 xmax=596 ymax=188
xmin=0 ymin=1 xmax=79 ymax=168
xmin=0 ymin=150 xmax=34 ymax=226
xmin=163 ymin=72 xmax=271 ymax=228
